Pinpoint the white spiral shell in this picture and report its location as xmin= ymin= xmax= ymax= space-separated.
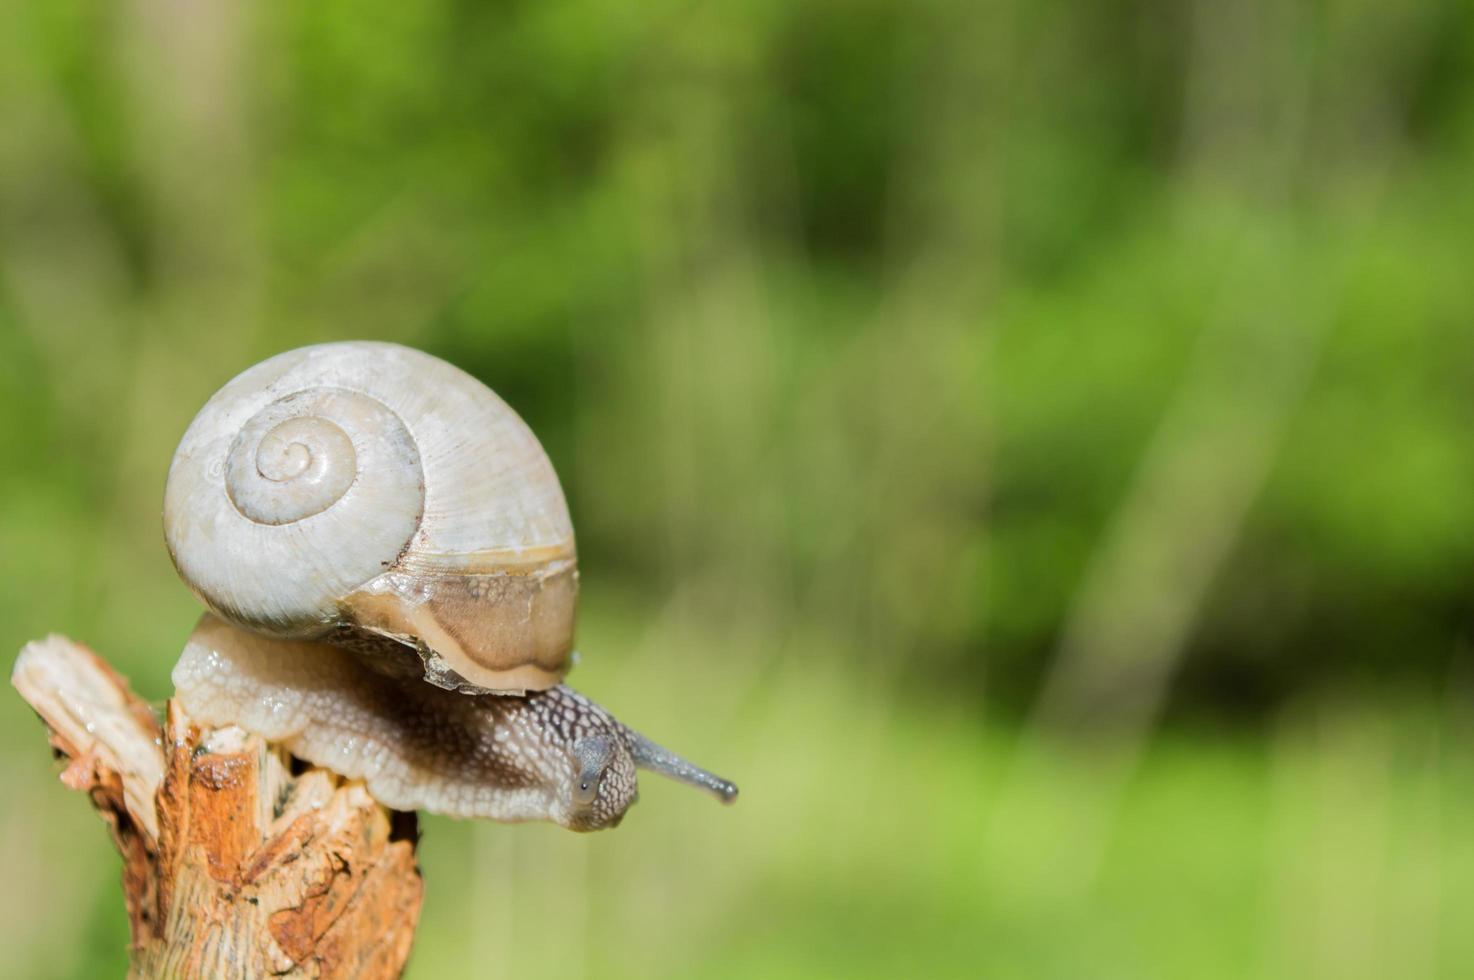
xmin=164 ymin=341 xmax=578 ymax=693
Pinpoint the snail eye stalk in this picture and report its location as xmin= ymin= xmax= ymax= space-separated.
xmin=626 ymin=730 xmax=739 ymax=804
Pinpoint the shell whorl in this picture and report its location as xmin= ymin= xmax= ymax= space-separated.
xmin=166 ymin=341 xmax=578 ymax=690
xmin=166 ymin=377 xmax=426 ymax=637
xmin=227 ymin=390 xmax=373 ymax=525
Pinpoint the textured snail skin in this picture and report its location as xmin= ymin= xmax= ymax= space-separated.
xmin=163 ymin=341 xmax=577 ymax=694
xmin=174 ymin=615 xmax=639 ymax=830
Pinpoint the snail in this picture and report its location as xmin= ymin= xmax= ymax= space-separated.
xmin=163 ymin=341 xmax=736 ymax=831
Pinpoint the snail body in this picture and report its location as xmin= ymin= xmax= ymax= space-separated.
xmin=175 ymin=616 xmax=633 ymax=829
xmin=164 ymin=342 xmax=736 ymax=831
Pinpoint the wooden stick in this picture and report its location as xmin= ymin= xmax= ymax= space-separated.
xmin=12 ymin=636 xmax=424 ymax=979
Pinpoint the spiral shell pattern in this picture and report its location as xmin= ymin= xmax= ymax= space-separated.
xmin=166 ymin=370 xmax=425 ymax=636
xmin=227 ymin=394 xmax=360 ymax=525
xmin=165 ymin=341 xmax=577 ymax=691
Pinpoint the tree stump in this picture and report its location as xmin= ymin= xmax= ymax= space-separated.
xmin=11 ymin=635 xmax=424 ymax=979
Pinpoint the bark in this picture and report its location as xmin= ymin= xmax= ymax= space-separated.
xmin=11 ymin=635 xmax=423 ymax=979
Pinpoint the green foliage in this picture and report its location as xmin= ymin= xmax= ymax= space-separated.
xmin=1 ymin=0 xmax=1472 ymax=974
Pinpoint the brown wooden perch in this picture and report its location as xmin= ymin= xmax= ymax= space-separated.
xmin=11 ymin=635 xmax=423 ymax=979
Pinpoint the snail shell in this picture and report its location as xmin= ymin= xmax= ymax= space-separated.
xmin=163 ymin=341 xmax=577 ymax=693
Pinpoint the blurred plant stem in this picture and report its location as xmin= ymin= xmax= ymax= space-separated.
xmin=991 ymin=0 xmax=1413 ymax=898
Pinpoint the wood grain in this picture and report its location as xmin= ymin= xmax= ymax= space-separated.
xmin=12 ymin=636 xmax=423 ymax=979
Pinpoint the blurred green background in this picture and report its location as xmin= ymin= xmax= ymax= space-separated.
xmin=3 ymin=0 xmax=1474 ymax=976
